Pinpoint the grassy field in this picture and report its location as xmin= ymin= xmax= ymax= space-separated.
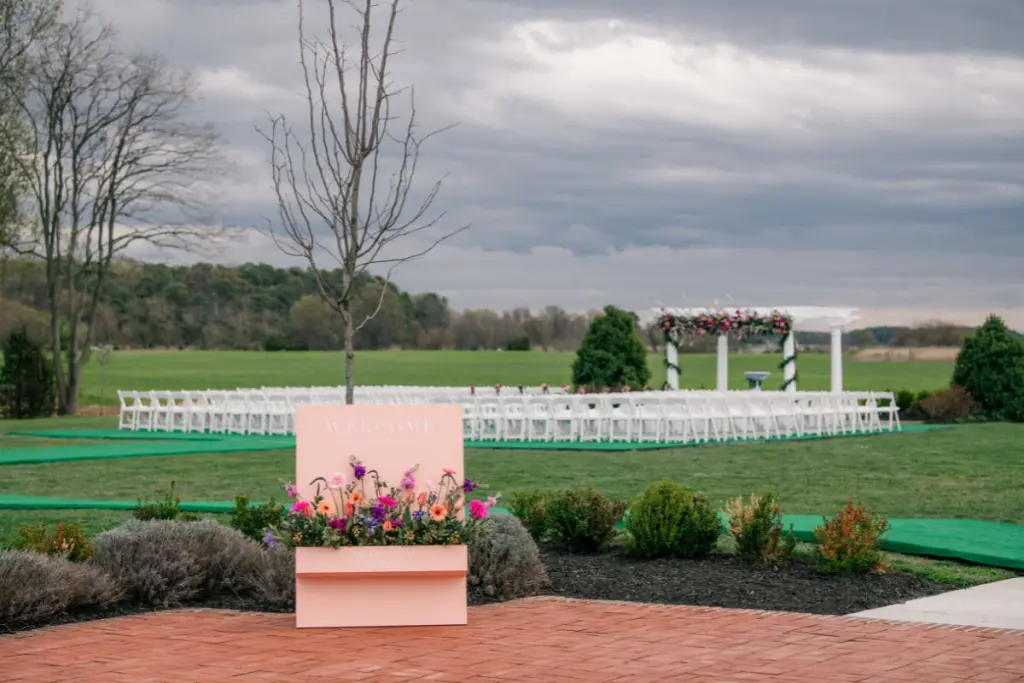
xmin=69 ymin=350 xmax=953 ymax=405
xmin=1 ymin=417 xmax=1020 ymax=547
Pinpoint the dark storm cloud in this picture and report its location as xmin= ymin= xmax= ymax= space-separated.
xmin=81 ymin=0 xmax=1024 ymax=319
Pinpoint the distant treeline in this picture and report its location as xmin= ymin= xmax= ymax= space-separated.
xmin=0 ymin=259 xmax=1013 ymax=352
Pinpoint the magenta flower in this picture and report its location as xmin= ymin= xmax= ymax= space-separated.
xmin=290 ymin=500 xmax=311 ymax=515
xmin=378 ymin=496 xmax=397 ymax=508
xmin=284 ymin=484 xmax=298 ymax=498
xmin=328 ymin=518 xmax=347 ymax=532
xmin=469 ymin=499 xmax=488 ymax=519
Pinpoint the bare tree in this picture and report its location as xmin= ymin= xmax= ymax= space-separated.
xmin=263 ymin=0 xmax=467 ymax=404
xmin=0 ymin=0 xmax=59 ymax=254
xmin=0 ymin=8 xmax=223 ymax=414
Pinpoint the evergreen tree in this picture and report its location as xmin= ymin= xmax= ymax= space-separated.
xmin=0 ymin=327 xmax=55 ymax=418
xmin=571 ymin=305 xmax=650 ymax=390
xmin=952 ymin=314 xmax=1024 ymax=422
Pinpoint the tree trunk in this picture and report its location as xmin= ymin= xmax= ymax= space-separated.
xmin=343 ymin=310 xmax=355 ymax=405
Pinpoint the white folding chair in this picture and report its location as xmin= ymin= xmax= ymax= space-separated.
xmin=633 ymin=395 xmax=662 ymax=442
xmin=525 ymin=397 xmax=554 ymax=442
xmin=149 ymin=391 xmax=173 ymax=432
xmin=501 ymin=397 xmax=528 ymax=441
xmin=117 ymin=390 xmax=139 ymax=430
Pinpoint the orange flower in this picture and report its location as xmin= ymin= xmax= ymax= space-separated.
xmin=344 ymin=503 xmax=354 ymax=516
xmin=347 ymin=491 xmax=362 ymax=506
xmin=316 ymin=500 xmax=335 ymax=516
xmin=383 ymin=520 xmax=393 ymax=532
xmin=416 ymin=492 xmax=428 ymax=506
xmin=429 ymin=504 xmax=447 ymax=522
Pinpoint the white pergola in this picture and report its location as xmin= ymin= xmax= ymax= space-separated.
xmin=654 ymin=306 xmax=860 ymax=393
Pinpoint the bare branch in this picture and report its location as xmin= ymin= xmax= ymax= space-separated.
xmin=260 ymin=0 xmax=468 ymax=403
xmin=0 ymin=6 xmax=226 ymax=413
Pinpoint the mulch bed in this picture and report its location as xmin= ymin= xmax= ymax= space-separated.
xmin=538 ymin=547 xmax=951 ymax=615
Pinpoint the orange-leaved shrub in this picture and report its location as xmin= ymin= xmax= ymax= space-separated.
xmin=723 ymin=493 xmax=795 ymax=565
xmin=16 ymin=521 xmax=93 ymax=562
xmin=917 ymin=386 xmax=980 ymax=423
xmin=812 ymin=502 xmax=888 ymax=574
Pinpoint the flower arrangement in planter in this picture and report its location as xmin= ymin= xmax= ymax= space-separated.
xmin=281 ymin=456 xmax=498 ymax=628
xmin=270 ymin=456 xmax=496 ymax=549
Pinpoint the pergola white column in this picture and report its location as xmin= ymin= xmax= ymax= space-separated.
xmin=782 ymin=330 xmax=797 ymax=393
xmin=666 ymin=343 xmax=680 ymax=390
xmin=716 ymin=335 xmax=729 ymax=391
xmin=830 ymin=327 xmax=844 ymax=392
xmin=653 ymin=306 xmax=859 ymax=393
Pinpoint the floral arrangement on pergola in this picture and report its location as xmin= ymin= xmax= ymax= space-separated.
xmin=658 ymin=309 xmax=793 ymax=343
xmin=658 ymin=308 xmax=798 ymax=390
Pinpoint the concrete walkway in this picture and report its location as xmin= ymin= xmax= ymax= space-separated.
xmin=2 ymin=598 xmax=1023 ymax=682
xmin=855 ymin=577 xmax=1024 ymax=630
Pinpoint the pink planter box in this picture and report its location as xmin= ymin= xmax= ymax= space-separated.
xmin=295 ymin=545 xmax=468 ymax=628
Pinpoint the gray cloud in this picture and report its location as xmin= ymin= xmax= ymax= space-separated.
xmin=80 ymin=0 xmax=1024 ymax=325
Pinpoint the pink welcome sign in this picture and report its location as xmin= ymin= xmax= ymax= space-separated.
xmin=293 ymin=404 xmax=467 ymax=628
xmin=294 ymin=403 xmax=464 ymax=500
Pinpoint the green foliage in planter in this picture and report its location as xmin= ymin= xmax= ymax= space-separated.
xmin=625 ymin=481 xmax=720 ymax=559
xmin=469 ymin=515 xmax=548 ymax=602
xmin=953 ymin=314 xmax=1024 ymax=422
xmin=571 ymin=305 xmax=650 ymax=390
xmin=545 ymin=488 xmax=627 ymax=553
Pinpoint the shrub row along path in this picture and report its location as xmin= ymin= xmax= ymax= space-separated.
xmin=2 ymin=599 xmax=1022 ymax=682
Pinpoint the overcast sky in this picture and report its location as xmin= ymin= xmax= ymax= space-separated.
xmin=90 ymin=0 xmax=1024 ymax=327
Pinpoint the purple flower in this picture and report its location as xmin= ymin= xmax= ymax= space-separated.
xmin=391 ymin=519 xmax=404 ymax=528
xmin=400 ymin=467 xmax=416 ymax=490
xmin=353 ymin=464 xmax=366 ymax=480
xmin=283 ymin=484 xmax=298 ymax=498
xmin=328 ymin=518 xmax=347 ymax=532
xmin=412 ymin=510 xmax=426 ymax=521
xmin=263 ymin=531 xmax=277 ymax=548
xmin=370 ymin=504 xmax=386 ymax=521
xmin=463 ymin=478 xmax=478 ymax=494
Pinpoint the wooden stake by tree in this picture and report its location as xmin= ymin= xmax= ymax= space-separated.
xmin=0 ymin=8 xmax=224 ymax=414
xmin=262 ymin=0 xmax=466 ymax=404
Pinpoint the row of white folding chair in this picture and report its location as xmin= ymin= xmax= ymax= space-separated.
xmin=456 ymin=393 xmax=859 ymax=443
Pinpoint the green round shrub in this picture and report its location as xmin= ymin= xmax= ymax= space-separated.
xmin=545 ymin=488 xmax=627 ymax=554
xmin=952 ymin=315 xmax=1024 ymax=422
xmin=625 ymin=481 xmax=720 ymax=559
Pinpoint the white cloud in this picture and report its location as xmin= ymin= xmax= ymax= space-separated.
xmin=452 ymin=20 xmax=1024 ymax=135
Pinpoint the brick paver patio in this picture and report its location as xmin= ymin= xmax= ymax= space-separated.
xmin=2 ymin=598 xmax=1022 ymax=682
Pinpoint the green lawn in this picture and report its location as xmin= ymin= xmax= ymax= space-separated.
xmin=1 ymin=418 xmax=1020 ymax=546
xmin=68 ymin=349 xmax=952 ymax=405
